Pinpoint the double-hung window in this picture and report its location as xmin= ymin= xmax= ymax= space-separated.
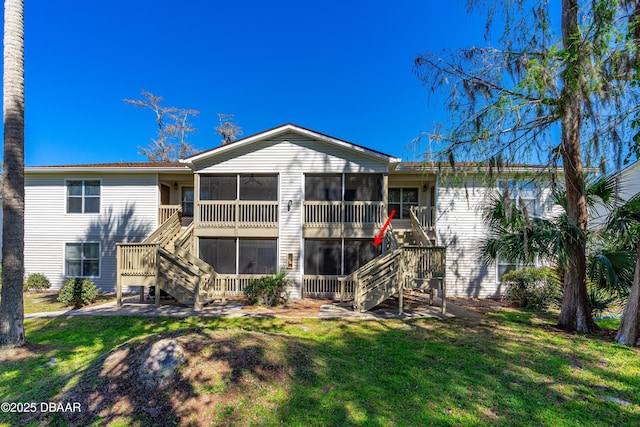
xmin=67 ymin=180 xmax=100 ymax=213
xmin=497 ymin=180 xmax=538 ymax=216
xmin=65 ymin=242 xmax=100 ymax=277
xmin=388 ymin=188 xmax=419 ymax=219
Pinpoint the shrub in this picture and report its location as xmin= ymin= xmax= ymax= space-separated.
xmin=244 ymin=270 xmax=290 ymax=306
xmin=503 ymin=267 xmax=561 ymax=310
xmin=57 ymin=278 xmax=99 ymax=308
xmin=23 ymin=273 xmax=51 ymax=292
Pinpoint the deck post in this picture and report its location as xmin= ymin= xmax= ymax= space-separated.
xmin=352 ymin=271 xmax=359 ymax=310
xmin=193 ymin=277 xmax=202 ymax=311
xmin=398 ymin=278 xmax=403 ymax=316
xmin=397 ymin=251 xmax=403 ymax=316
xmin=442 ymin=250 xmax=447 ymax=314
xmin=338 ymin=277 xmax=345 ymax=303
xmin=139 ymin=286 xmax=144 ymax=302
xmin=155 ymin=249 xmax=161 ymax=307
xmin=116 ymin=245 xmax=123 ymax=307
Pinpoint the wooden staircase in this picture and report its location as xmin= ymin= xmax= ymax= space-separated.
xmin=116 ymin=210 xmax=217 ymax=309
xmin=350 ymin=208 xmax=446 ymax=314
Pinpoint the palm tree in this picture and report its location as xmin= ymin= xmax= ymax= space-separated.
xmin=481 ymin=177 xmax=635 ymax=317
xmin=606 ymin=195 xmax=640 ymax=345
xmin=0 ymin=0 xmax=26 ymax=348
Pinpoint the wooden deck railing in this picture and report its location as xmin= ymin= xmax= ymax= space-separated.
xmin=159 ymin=205 xmax=182 ymax=225
xmin=409 ymin=208 xmax=433 ymax=247
xmin=411 ymin=206 xmax=436 ymax=231
xmin=400 ymin=246 xmax=446 ymax=284
xmin=212 ymin=274 xmax=270 ymax=297
xmin=302 ymin=275 xmax=355 ymax=299
xmin=197 ymin=201 xmax=278 ymax=228
xmin=118 ymin=243 xmax=158 ymax=277
xmin=303 ymin=201 xmax=385 ymax=227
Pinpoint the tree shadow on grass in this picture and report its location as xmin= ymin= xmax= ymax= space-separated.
xmin=7 ymin=315 xmax=640 ymax=426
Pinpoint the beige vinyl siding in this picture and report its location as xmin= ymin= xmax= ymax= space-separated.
xmin=193 ymin=132 xmax=390 ymax=296
xmin=194 ymin=133 xmax=388 ymax=174
xmin=25 ymin=172 xmax=159 ymax=292
xmin=437 ymin=175 xmax=557 ymax=297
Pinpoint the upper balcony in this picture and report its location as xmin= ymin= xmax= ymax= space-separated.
xmin=194 ymin=173 xmax=279 ymax=237
xmin=303 ymin=200 xmax=385 ymax=233
xmin=302 ymin=173 xmax=386 ymax=238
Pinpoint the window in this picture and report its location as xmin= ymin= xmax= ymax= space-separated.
xmin=304 ymin=240 xmax=341 ymax=275
xmin=497 ymin=180 xmax=538 ymax=216
xmin=200 ymin=238 xmax=236 ymax=274
xmin=388 ymin=188 xmax=419 ymax=219
xmin=239 ymin=239 xmax=277 ymax=274
xmin=304 ymin=239 xmax=381 ymax=275
xmin=200 ymin=175 xmax=237 ymax=200
xmin=67 ymin=180 xmax=100 ymax=213
xmin=344 ymin=174 xmax=383 ymax=201
xmin=496 ymin=256 xmax=518 ymax=284
xmin=304 ymin=174 xmax=384 ymax=202
xmin=305 ymin=174 xmax=342 ymax=201
xmin=65 ymin=242 xmax=100 ymax=277
xmin=200 ymin=174 xmax=278 ymax=201
xmin=182 ymin=187 xmax=194 ymax=217
xmin=240 ymin=175 xmax=278 ymax=201
xmin=199 ymin=238 xmax=277 ymax=274
xmin=344 ymin=239 xmax=381 ymax=274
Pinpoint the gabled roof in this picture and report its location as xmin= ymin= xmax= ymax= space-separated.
xmin=183 ymin=123 xmax=402 ymax=164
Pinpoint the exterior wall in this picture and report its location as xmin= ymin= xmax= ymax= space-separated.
xmin=25 ymin=172 xmax=160 ymax=292
xmin=436 ymin=174 xmax=557 ymax=297
xmin=193 ymin=131 xmax=390 ymax=298
xmin=591 ymin=161 xmax=639 ymax=227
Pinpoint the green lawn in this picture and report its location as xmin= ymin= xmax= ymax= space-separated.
xmin=0 ymin=310 xmax=639 ymax=426
xmin=20 ymin=291 xmax=116 ymax=314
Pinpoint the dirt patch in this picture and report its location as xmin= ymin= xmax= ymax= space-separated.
xmin=239 ymin=298 xmax=331 ymax=317
xmin=446 ymin=297 xmax=511 ymax=315
xmin=41 ymin=329 xmax=309 ymax=427
xmin=237 ymin=293 xmax=510 ymax=318
xmin=0 ymin=342 xmax=59 ymax=363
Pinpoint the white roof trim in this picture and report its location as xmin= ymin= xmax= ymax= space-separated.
xmin=25 ymin=166 xmax=193 ymax=174
xmin=183 ymin=124 xmax=402 ymax=164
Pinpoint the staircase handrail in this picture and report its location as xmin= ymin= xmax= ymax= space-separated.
xmin=348 ymin=246 xmax=403 ymax=311
xmin=409 ymin=207 xmax=433 ymax=247
xmin=143 ymin=209 xmax=182 ymax=247
xmin=385 ymin=220 xmax=399 ymax=249
xmin=173 ymin=246 xmax=215 ymax=277
xmin=174 ymin=222 xmax=195 ymax=252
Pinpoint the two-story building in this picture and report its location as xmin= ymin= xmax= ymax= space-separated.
xmin=24 ymin=124 xmax=557 ymax=306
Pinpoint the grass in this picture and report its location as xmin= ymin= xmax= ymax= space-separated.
xmin=0 ymin=310 xmax=639 ymax=426
xmin=20 ymin=291 xmax=116 ymax=314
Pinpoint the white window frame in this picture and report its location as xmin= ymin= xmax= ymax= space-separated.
xmin=496 ymin=179 xmax=538 ymax=216
xmin=388 ymin=187 xmax=420 ymax=219
xmin=65 ymin=179 xmax=101 ymax=214
xmin=64 ymin=241 xmax=101 ymax=278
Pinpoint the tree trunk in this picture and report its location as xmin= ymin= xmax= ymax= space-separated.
xmin=0 ymin=0 xmax=26 ymax=348
xmin=616 ymin=240 xmax=640 ymax=345
xmin=557 ymin=0 xmax=596 ymax=333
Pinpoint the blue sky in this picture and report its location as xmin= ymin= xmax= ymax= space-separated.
xmin=16 ymin=0 xmax=490 ymax=166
